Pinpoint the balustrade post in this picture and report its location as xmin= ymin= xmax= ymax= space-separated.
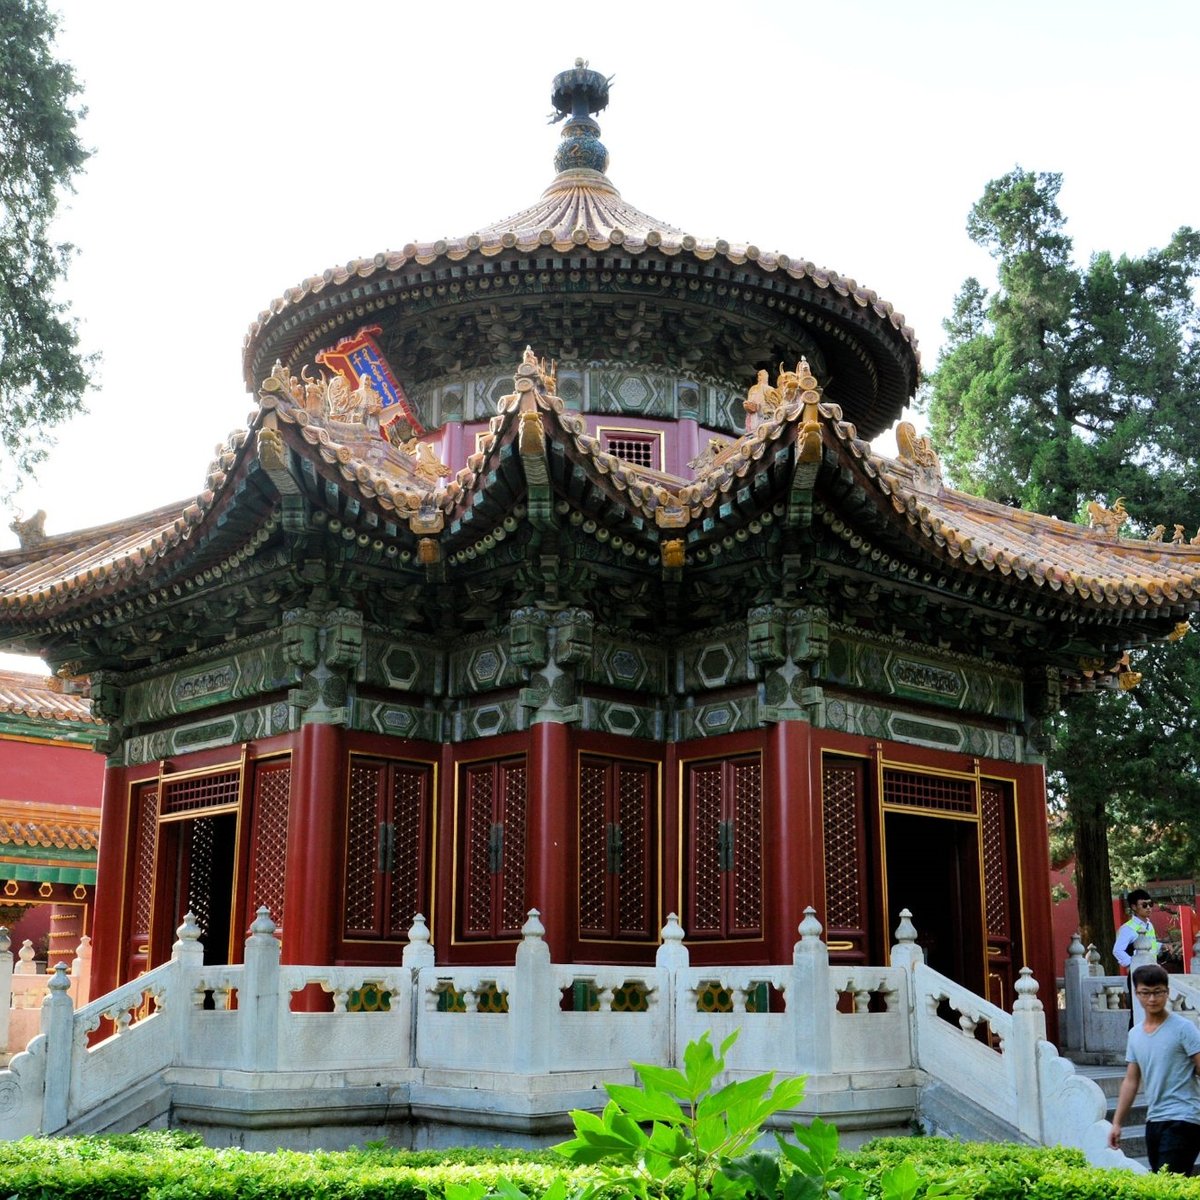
xmin=511 ymin=910 xmax=555 ymax=1073
xmin=40 ymin=964 xmax=74 ymax=1133
xmin=401 ymin=915 xmax=434 ymax=1069
xmin=403 ymin=914 xmax=436 ymax=970
xmin=1009 ymin=967 xmax=1047 ymax=1142
xmin=240 ymin=908 xmax=280 ymax=1072
xmin=170 ymin=913 xmax=204 ymax=1061
xmin=1062 ymin=932 xmax=1087 ymax=1052
xmin=656 ymin=914 xmax=688 ymax=1066
xmin=0 ymin=928 xmax=11 ymax=1053
xmin=889 ymin=910 xmax=923 ymax=1067
xmin=790 ymin=907 xmax=832 ymax=1073
xmin=71 ymin=936 xmax=93 ymax=1007
xmin=1130 ymin=932 xmax=1155 ymax=1024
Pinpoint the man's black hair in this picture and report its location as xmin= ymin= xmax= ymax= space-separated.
xmin=1126 ymin=888 xmax=1152 ymax=907
xmin=1132 ymin=963 xmax=1169 ymax=989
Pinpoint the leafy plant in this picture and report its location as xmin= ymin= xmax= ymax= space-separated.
xmin=555 ymin=1029 xmax=805 ymax=1198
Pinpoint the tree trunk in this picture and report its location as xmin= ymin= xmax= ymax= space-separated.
xmin=1069 ymin=787 xmax=1117 ymax=972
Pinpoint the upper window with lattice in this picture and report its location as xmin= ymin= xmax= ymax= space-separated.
xmin=599 ymin=429 xmax=660 ymax=471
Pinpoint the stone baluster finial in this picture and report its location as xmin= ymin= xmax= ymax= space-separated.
xmin=1014 ymin=966 xmax=1043 ymax=1012
xmin=16 ymin=939 xmax=36 ymax=974
xmin=0 ymin=926 xmax=9 ymax=957
xmin=1086 ymin=944 xmax=1102 ymax=976
xmin=521 ymin=909 xmax=546 ymax=941
xmin=172 ymin=910 xmax=204 ymax=966
xmin=403 ymin=913 xmax=436 ymax=969
xmin=249 ymin=906 xmax=277 ymax=938
xmin=890 ymin=908 xmax=923 ymax=970
xmin=1067 ymin=931 xmax=1085 ymax=962
xmin=656 ymin=913 xmax=689 ymax=969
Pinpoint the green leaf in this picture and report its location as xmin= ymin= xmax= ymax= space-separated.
xmin=880 ymin=1159 xmax=920 ymax=1200
xmin=604 ymin=1083 xmax=686 ymax=1125
xmin=627 ymin=1062 xmax=694 ymax=1099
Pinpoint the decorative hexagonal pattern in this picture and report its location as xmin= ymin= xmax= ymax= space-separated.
xmin=697 ymin=645 xmax=735 ymax=688
xmin=384 ymin=646 xmax=421 ymax=689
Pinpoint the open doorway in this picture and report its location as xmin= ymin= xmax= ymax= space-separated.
xmin=884 ymin=810 xmax=984 ymax=994
xmin=156 ymin=812 xmax=238 ymax=966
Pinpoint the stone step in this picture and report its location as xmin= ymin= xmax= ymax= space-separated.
xmin=1067 ymin=1063 xmax=1151 ymax=1168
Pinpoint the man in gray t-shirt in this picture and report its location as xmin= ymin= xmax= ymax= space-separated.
xmin=1109 ymin=963 xmax=1200 ymax=1173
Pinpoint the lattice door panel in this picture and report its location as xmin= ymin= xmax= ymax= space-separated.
xmin=687 ymin=763 xmax=725 ymax=936
xmin=123 ymin=783 xmax=159 ymax=984
xmin=185 ymin=817 xmax=216 ymax=941
xmin=821 ymin=757 xmax=871 ymax=960
xmin=685 ymin=755 xmax=763 ymax=940
xmin=729 ymin=759 xmax=762 ymax=937
xmin=579 ymin=760 xmax=609 ymax=935
xmin=980 ymin=778 xmax=1018 ymax=1009
xmin=459 ymin=757 xmax=527 ymax=940
xmin=388 ymin=764 xmax=432 ymax=937
xmin=616 ymin=763 xmax=654 ymax=937
xmin=578 ymin=757 xmax=657 ymax=941
xmin=247 ymin=760 xmax=291 ymax=931
xmin=343 ymin=757 xmax=432 ymax=941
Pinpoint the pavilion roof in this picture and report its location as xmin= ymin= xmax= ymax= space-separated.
xmin=1 ymin=353 xmax=1195 ymax=645
xmin=239 ymin=64 xmax=919 ymax=441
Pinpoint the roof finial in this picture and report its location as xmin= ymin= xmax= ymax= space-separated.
xmin=549 ymin=59 xmax=612 ymax=175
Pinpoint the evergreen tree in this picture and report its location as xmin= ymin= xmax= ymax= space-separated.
xmin=926 ymin=168 xmax=1200 ymax=964
xmin=0 ymin=0 xmax=92 ymax=485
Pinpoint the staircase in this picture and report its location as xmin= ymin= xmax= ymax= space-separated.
xmin=1072 ymin=1064 xmax=1148 ymax=1169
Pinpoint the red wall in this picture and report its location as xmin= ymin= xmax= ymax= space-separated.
xmin=0 ymin=737 xmax=104 ymax=807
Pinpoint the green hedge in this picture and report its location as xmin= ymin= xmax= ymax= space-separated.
xmin=0 ymin=1131 xmax=1195 ymax=1200
xmin=0 ymin=1133 xmax=572 ymax=1200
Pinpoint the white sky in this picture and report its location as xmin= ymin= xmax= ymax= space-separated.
xmin=2 ymin=0 xmax=1198 ymax=672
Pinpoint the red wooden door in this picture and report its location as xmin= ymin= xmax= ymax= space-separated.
xmin=578 ymin=756 xmax=656 ymax=941
xmin=459 ymin=757 xmax=527 ymax=940
xmin=685 ymin=756 xmax=762 ymax=940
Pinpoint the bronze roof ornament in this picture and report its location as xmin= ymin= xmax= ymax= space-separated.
xmin=549 ymin=59 xmax=612 ymax=176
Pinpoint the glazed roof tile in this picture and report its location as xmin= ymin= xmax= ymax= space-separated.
xmin=827 ymin=419 xmax=1200 ymax=611
xmin=0 ymin=800 xmax=100 ymax=851
xmin=0 ymin=437 xmax=249 ymax=617
xmin=243 ymin=167 xmax=918 ymax=378
xmin=2 ymin=355 xmax=1198 ymax=628
xmin=0 ymin=669 xmax=98 ymax=724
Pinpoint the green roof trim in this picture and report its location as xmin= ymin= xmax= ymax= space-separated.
xmin=0 ymin=864 xmax=95 ymax=885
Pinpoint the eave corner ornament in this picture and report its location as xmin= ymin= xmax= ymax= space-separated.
xmin=1085 ymin=497 xmax=1127 ymax=538
xmin=894 ymin=421 xmax=943 ymax=493
xmin=514 ymin=345 xmax=557 ymax=398
xmin=8 ymin=509 xmax=47 ymax=549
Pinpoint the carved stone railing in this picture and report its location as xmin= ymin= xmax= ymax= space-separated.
xmin=0 ymin=906 xmax=1143 ymax=1169
xmin=0 ymin=928 xmax=92 ymax=1061
xmin=1061 ymin=929 xmax=1200 ymax=1063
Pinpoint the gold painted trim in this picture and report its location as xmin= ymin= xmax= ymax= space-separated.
xmin=156 ymin=755 xmax=244 ymax=785
xmin=827 ymin=940 xmax=854 ymax=952
xmin=157 ymin=802 xmax=240 ymax=825
xmin=0 ymin=732 xmax=98 ymax=750
xmin=226 ymin=744 xmax=250 ymax=962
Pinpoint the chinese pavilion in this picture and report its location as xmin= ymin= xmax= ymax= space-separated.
xmin=1 ymin=63 xmax=1196 ymax=1023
